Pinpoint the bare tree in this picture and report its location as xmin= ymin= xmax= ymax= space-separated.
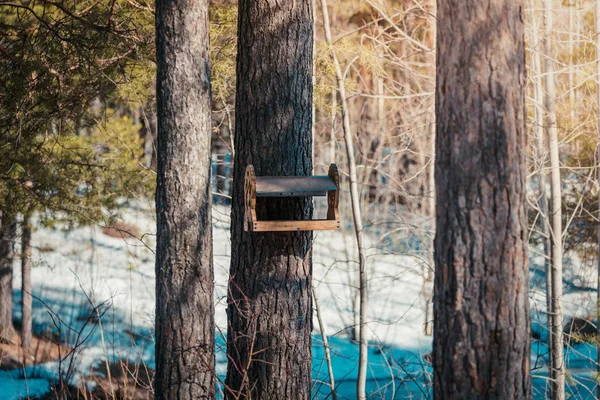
xmin=154 ymin=0 xmax=215 ymax=398
xmin=542 ymin=1 xmax=565 ymax=398
xmin=0 ymin=211 xmax=16 ymax=343
xmin=433 ymin=0 xmax=531 ymax=397
xmin=225 ymin=0 xmax=314 ymax=398
xmin=528 ymin=0 xmax=553 ymax=377
xmin=21 ymin=211 xmax=32 ymax=350
xmin=596 ymin=0 xmax=600 ymax=394
xmin=312 ymin=285 xmax=337 ymax=400
xmin=319 ymin=0 xmax=369 ymax=397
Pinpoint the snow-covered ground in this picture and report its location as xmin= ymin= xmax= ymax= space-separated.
xmin=2 ymin=203 xmax=599 ymax=399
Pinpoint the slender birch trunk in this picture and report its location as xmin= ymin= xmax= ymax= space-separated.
xmin=543 ymin=0 xmax=565 ymax=398
xmin=529 ymin=0 xmax=553 ymax=376
xmin=319 ymin=0 xmax=368 ymax=397
xmin=595 ymin=0 xmax=600 ymax=395
xmin=313 ymin=286 xmax=337 ymax=400
xmin=423 ymin=0 xmax=436 ymax=338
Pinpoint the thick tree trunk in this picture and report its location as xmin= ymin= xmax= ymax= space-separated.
xmin=225 ymin=0 xmax=314 ymax=398
xmin=154 ymin=0 xmax=215 ymax=398
xmin=433 ymin=0 xmax=531 ymax=398
xmin=0 ymin=211 xmax=16 ymax=343
xmin=21 ymin=211 xmax=32 ymax=350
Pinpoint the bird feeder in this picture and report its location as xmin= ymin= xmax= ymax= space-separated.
xmin=244 ymin=164 xmax=340 ymax=232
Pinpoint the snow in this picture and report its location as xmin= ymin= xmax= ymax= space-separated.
xmin=1 ymin=202 xmax=599 ymax=399
xmin=0 ymin=370 xmax=50 ymax=400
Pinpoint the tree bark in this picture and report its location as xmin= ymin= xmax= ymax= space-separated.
xmin=155 ymin=0 xmax=215 ymax=398
xmin=312 ymin=285 xmax=337 ymax=400
xmin=595 ymin=0 xmax=600 ymax=395
xmin=433 ymin=0 xmax=531 ymax=398
xmin=21 ymin=211 xmax=32 ymax=350
xmin=319 ymin=1 xmax=369 ymax=397
xmin=423 ymin=0 xmax=436 ymax=338
xmin=542 ymin=1 xmax=565 ymax=398
xmin=528 ymin=0 xmax=553 ymax=375
xmin=0 ymin=211 xmax=16 ymax=343
xmin=225 ymin=0 xmax=314 ymax=398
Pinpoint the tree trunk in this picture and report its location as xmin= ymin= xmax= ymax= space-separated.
xmin=542 ymin=1 xmax=565 ymax=398
xmin=0 ymin=211 xmax=16 ymax=343
xmin=433 ymin=0 xmax=531 ymax=398
xmin=423 ymin=0 xmax=436 ymax=338
xmin=312 ymin=285 xmax=337 ymax=400
xmin=154 ymin=0 xmax=215 ymax=398
xmin=21 ymin=211 xmax=32 ymax=350
xmin=225 ymin=0 xmax=314 ymax=398
xmin=319 ymin=1 xmax=369 ymax=397
xmin=529 ymin=0 xmax=553 ymax=376
xmin=595 ymin=0 xmax=600 ymax=394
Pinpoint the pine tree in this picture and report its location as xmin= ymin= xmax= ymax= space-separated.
xmin=225 ymin=0 xmax=314 ymax=397
xmin=433 ymin=0 xmax=531 ymax=397
xmin=154 ymin=0 xmax=215 ymax=398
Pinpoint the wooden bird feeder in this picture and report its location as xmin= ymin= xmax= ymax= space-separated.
xmin=244 ymin=164 xmax=340 ymax=232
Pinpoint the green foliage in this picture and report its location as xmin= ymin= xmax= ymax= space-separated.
xmin=0 ymin=1 xmax=155 ymax=225
xmin=90 ymin=112 xmax=156 ymax=203
xmin=209 ymin=4 xmax=237 ymax=103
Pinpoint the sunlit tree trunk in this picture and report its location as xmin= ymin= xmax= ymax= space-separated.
xmin=319 ymin=0 xmax=369 ymax=397
xmin=595 ymin=0 xmax=600 ymax=395
xmin=529 ymin=0 xmax=553 ymax=377
xmin=423 ymin=0 xmax=436 ymax=338
xmin=542 ymin=1 xmax=565 ymax=398
xmin=433 ymin=0 xmax=531 ymax=397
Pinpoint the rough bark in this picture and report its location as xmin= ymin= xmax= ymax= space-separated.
xmin=433 ymin=0 xmax=531 ymax=398
xmin=225 ymin=0 xmax=314 ymax=398
xmin=0 ymin=211 xmax=16 ymax=343
xmin=21 ymin=211 xmax=32 ymax=350
xmin=155 ymin=0 xmax=215 ymax=398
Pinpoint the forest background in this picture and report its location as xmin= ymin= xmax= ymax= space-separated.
xmin=0 ymin=0 xmax=598 ymax=398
